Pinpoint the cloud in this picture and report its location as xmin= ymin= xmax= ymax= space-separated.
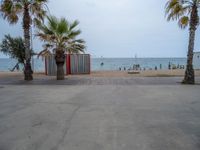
xmin=1 ymin=0 xmax=200 ymax=58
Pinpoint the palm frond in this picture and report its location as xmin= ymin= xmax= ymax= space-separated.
xmin=47 ymin=15 xmax=58 ymax=32
xmin=0 ymin=34 xmax=26 ymax=64
xmin=37 ymin=49 xmax=51 ymax=58
xmin=69 ymin=20 xmax=79 ymax=30
xmin=37 ymin=15 xmax=86 ymax=54
xmin=57 ymin=18 xmax=68 ymax=35
xmin=164 ymin=0 xmax=200 ymax=31
xmin=165 ymin=0 xmax=191 ymax=21
xmin=178 ymin=16 xmax=189 ymax=28
xmin=67 ymin=38 xmax=86 ymax=54
xmin=0 ymin=0 xmax=48 ymax=25
xmin=68 ymin=30 xmax=81 ymax=39
xmin=0 ymin=0 xmax=21 ymax=24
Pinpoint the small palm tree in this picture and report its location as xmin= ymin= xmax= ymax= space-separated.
xmin=0 ymin=34 xmax=26 ymax=66
xmin=0 ymin=0 xmax=48 ymax=80
xmin=165 ymin=0 xmax=200 ymax=84
xmin=36 ymin=16 xmax=85 ymax=80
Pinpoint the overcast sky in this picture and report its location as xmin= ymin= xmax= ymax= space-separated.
xmin=0 ymin=0 xmax=200 ymax=58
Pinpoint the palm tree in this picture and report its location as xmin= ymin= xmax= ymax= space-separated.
xmin=36 ymin=16 xmax=85 ymax=80
xmin=165 ymin=0 xmax=200 ymax=84
xmin=0 ymin=0 xmax=48 ymax=80
xmin=0 ymin=34 xmax=26 ymax=66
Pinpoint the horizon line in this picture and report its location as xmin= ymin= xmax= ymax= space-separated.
xmin=0 ymin=56 xmax=187 ymax=59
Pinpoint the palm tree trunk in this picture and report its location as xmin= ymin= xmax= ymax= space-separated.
xmin=183 ymin=28 xmax=195 ymax=84
xmin=23 ymin=4 xmax=33 ymax=81
xmin=183 ymin=6 xmax=198 ymax=84
xmin=55 ymin=50 xmax=65 ymax=80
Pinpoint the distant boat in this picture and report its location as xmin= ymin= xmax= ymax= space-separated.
xmin=134 ymin=54 xmax=138 ymax=64
xmin=100 ymin=62 xmax=104 ymax=66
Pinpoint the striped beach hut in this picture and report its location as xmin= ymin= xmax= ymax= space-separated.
xmin=45 ymin=54 xmax=90 ymax=76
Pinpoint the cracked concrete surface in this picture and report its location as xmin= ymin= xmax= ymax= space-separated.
xmin=0 ymin=77 xmax=200 ymax=150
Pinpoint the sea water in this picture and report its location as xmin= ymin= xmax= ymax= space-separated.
xmin=0 ymin=58 xmax=45 ymax=72
xmin=92 ymin=58 xmax=188 ymax=71
xmin=0 ymin=57 xmax=189 ymax=72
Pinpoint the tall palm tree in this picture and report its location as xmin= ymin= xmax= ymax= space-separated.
xmin=165 ymin=0 xmax=200 ymax=84
xmin=0 ymin=0 xmax=48 ymax=80
xmin=36 ymin=16 xmax=85 ymax=80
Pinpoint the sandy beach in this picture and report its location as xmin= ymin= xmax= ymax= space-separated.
xmin=1 ymin=69 xmax=200 ymax=85
xmin=89 ymin=69 xmax=200 ymax=77
xmin=1 ymin=69 xmax=200 ymax=78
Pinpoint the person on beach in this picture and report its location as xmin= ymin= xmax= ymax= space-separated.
xmin=168 ymin=62 xmax=171 ymax=70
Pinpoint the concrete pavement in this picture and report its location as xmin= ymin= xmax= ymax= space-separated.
xmin=0 ymin=77 xmax=200 ymax=150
